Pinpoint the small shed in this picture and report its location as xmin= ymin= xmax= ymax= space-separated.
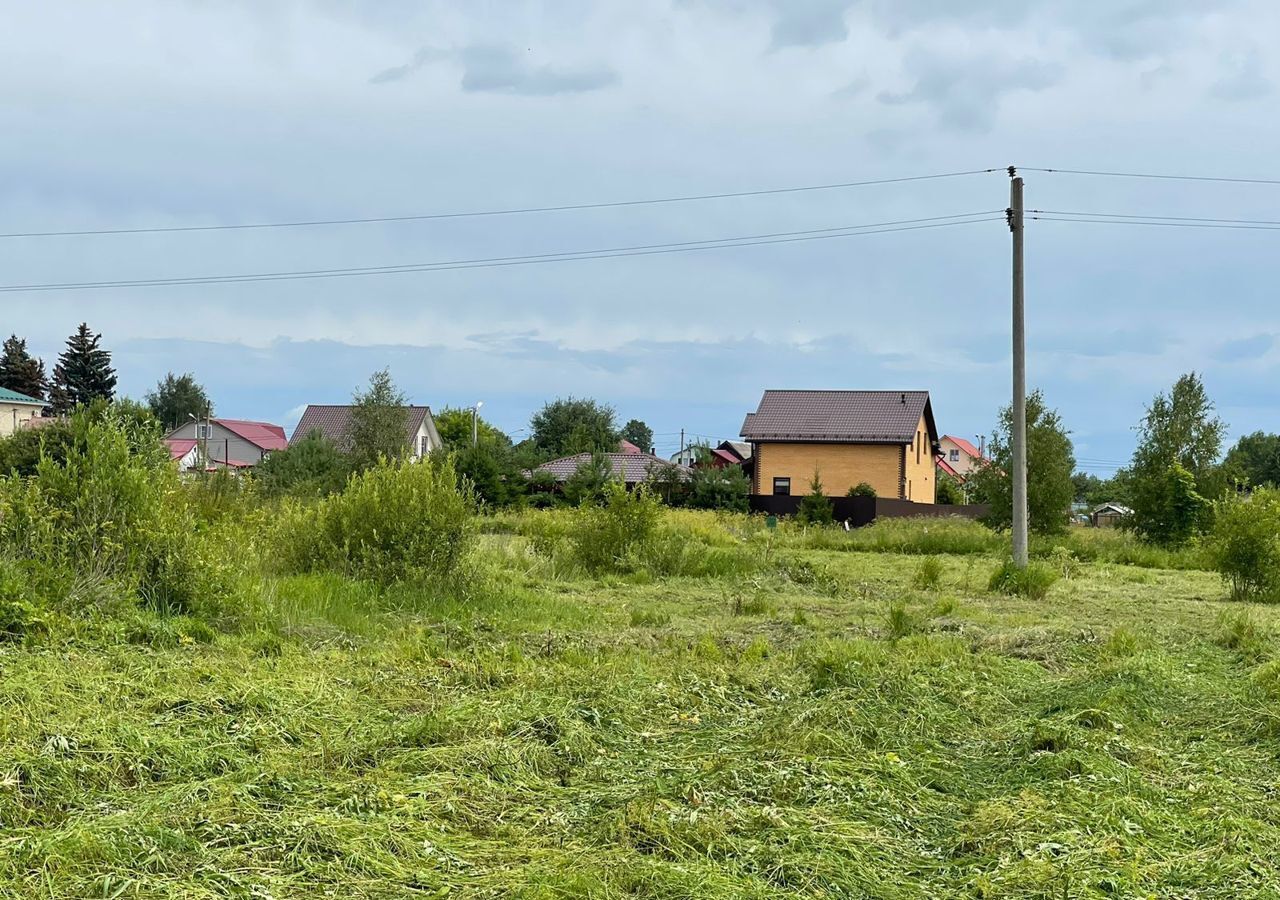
xmin=1091 ymin=503 xmax=1132 ymax=528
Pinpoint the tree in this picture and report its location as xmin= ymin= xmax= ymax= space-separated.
xmin=796 ymin=469 xmax=834 ymax=526
xmin=49 ymin=323 xmax=117 ymax=413
xmin=434 ymin=406 xmax=510 ymax=450
xmin=0 ymin=335 xmax=48 ymax=402
xmin=1222 ymin=431 xmax=1280 ymax=489
xmin=621 ymin=419 xmax=654 ymax=453
xmin=562 ymin=453 xmax=615 ymax=506
xmin=968 ymin=389 xmax=1075 ymax=535
xmin=146 ymin=372 xmax=212 ymax=431
xmin=454 ymin=444 xmax=525 ymax=508
xmin=530 ymin=397 xmax=618 ymax=457
xmin=936 ymin=474 xmax=963 ymax=505
xmin=253 ymin=430 xmax=350 ymax=498
xmin=687 ymin=464 xmax=749 ymax=512
xmin=348 ymin=369 xmax=408 ymax=471
xmin=1129 ymin=372 xmax=1225 ymax=543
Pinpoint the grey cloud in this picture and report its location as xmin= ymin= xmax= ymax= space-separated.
xmin=877 ymin=52 xmax=1061 ymax=132
xmin=370 ymin=44 xmax=617 ymax=96
xmin=1213 ymin=333 xmax=1275 ymax=362
xmin=1211 ymin=51 xmax=1270 ymax=101
xmin=769 ymin=0 xmax=854 ymax=49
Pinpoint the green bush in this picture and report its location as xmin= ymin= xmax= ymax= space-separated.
xmin=272 ymin=454 xmax=476 ymax=586
xmin=687 ymin=464 xmax=749 ymax=513
xmin=0 ymin=407 xmax=233 ymax=618
xmin=987 ymin=560 xmax=1059 ymax=600
xmin=912 ymin=556 xmax=944 ymax=590
xmin=1206 ymin=489 xmax=1280 ymax=602
xmin=0 ymin=561 xmax=46 ymax=642
xmin=796 ymin=471 xmax=834 ymax=526
xmin=570 ymin=482 xmax=662 ymax=573
xmin=846 ymin=482 xmax=877 ymax=498
xmin=253 ymin=430 xmax=350 ymax=498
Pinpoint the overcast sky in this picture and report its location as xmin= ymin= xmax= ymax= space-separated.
xmin=3 ymin=1 xmax=1277 ymax=469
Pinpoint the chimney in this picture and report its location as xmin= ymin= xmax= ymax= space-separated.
xmin=900 ymin=393 xmax=906 ymax=404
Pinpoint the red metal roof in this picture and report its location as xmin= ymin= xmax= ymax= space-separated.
xmin=214 ymin=418 xmax=287 ymax=451
xmin=166 ymin=439 xmax=197 ymax=460
xmin=936 ymin=455 xmax=960 ymax=478
xmin=710 ymin=448 xmax=740 ymax=465
xmin=618 ymin=439 xmax=644 ymax=454
xmin=943 ymin=435 xmax=984 ymax=460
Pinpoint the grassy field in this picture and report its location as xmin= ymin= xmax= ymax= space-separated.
xmin=2 ymin=511 xmax=1279 ymax=898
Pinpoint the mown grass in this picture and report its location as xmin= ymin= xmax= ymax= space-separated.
xmin=2 ymin=511 xmax=1279 ymax=897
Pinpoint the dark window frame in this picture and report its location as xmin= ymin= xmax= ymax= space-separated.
xmin=772 ymin=477 xmax=791 ymax=496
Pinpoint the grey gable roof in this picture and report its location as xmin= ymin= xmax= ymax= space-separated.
xmin=740 ymin=390 xmax=938 ymax=445
xmin=290 ymin=404 xmax=437 ymax=449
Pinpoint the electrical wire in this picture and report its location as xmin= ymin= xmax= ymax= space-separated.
xmin=0 ymin=168 xmax=1004 ymax=239
xmin=1029 ymin=215 xmax=1280 ymax=232
xmin=1021 ymin=167 xmax=1280 ymax=186
xmin=1031 ymin=210 xmax=1280 ymax=227
xmin=0 ymin=211 xmax=1003 ymax=294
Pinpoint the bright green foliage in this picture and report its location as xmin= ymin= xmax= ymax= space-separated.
xmin=1129 ymin=462 xmax=1208 ymax=547
xmin=1129 ymin=372 xmax=1225 ymax=542
xmin=562 ymin=453 xmax=615 ymax=507
xmin=145 ymin=371 xmax=212 ymax=430
xmin=0 ymin=334 xmax=48 ymax=401
xmin=0 ymin=560 xmax=44 ymax=641
xmin=912 ymin=556 xmax=944 ymax=590
xmin=348 ymin=368 xmax=409 ymax=471
xmin=454 ymin=443 xmax=525 ymax=508
xmin=1222 ymin=431 xmax=1280 ymax=489
xmin=570 ymin=482 xmax=663 ymax=573
xmin=530 ymin=397 xmax=618 ymax=457
xmin=970 ymin=389 xmax=1075 ymax=535
xmin=620 ymin=418 xmax=654 ymax=452
xmin=0 ymin=407 xmax=229 ymax=616
xmin=846 ymin=482 xmax=877 ymax=498
xmin=0 ymin=420 xmax=73 ymax=477
xmin=435 ymin=406 xmax=510 ymax=449
xmin=796 ymin=470 xmax=833 ymax=526
xmin=253 ymin=430 xmax=350 ymax=498
xmin=988 ymin=559 xmax=1059 ymax=600
xmin=48 ymin=322 xmax=117 ymax=414
xmin=935 ymin=474 xmax=962 ymax=505
xmin=688 ymin=463 xmax=749 ymax=512
xmin=1207 ymin=488 xmax=1280 ymax=602
xmin=272 ymin=454 xmax=475 ymax=586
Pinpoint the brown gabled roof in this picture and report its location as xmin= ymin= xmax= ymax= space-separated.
xmin=740 ymin=390 xmax=938 ymax=446
xmin=289 ymin=404 xmax=439 ymax=450
xmin=535 ymin=452 xmax=690 ymax=485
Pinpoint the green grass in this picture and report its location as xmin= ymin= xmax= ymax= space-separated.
xmin=3 ymin=511 xmax=1280 ymax=897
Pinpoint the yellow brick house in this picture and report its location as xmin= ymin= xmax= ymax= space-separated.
xmin=741 ymin=389 xmax=940 ymax=503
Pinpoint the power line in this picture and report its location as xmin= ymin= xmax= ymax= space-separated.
xmin=1030 ymin=215 xmax=1280 ymax=232
xmin=0 ymin=168 xmax=1003 ymax=239
xmin=1031 ymin=210 xmax=1280 ymax=227
xmin=0 ymin=211 xmax=1002 ymax=294
xmin=1022 ymin=167 xmax=1280 ymax=186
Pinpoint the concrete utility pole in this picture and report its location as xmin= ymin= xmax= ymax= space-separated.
xmin=1009 ymin=168 xmax=1029 ymax=568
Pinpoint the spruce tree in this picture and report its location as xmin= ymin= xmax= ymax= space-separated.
xmin=0 ymin=335 xmax=48 ymax=401
xmin=49 ymin=323 xmax=117 ymax=414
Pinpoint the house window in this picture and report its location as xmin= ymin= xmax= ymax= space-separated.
xmin=917 ymin=431 xmax=922 ymax=465
xmin=420 ymin=435 xmax=429 ymax=457
xmin=773 ymin=477 xmax=791 ymax=496
xmin=195 ymin=423 xmax=213 ymax=440
xmin=949 ymin=449 xmax=960 ymax=462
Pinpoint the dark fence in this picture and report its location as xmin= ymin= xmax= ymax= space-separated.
xmin=748 ymin=494 xmax=987 ymax=527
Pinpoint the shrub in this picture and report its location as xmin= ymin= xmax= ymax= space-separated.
xmin=0 ymin=561 xmax=45 ymax=642
xmin=987 ymin=560 xmax=1059 ymax=600
xmin=253 ymin=430 xmax=350 ymax=498
xmin=0 ymin=407 xmax=233 ymax=618
xmin=1206 ymin=489 xmax=1280 ymax=602
xmin=687 ymin=464 xmax=749 ymax=513
xmin=563 ymin=454 xmax=615 ymax=507
xmin=847 ymin=482 xmax=877 ymax=498
xmin=272 ymin=454 xmax=476 ymax=586
xmin=912 ymin=556 xmax=944 ymax=590
xmin=796 ymin=470 xmax=834 ymax=526
xmin=570 ymin=482 xmax=662 ymax=573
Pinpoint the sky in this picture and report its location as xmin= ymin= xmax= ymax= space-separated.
xmin=2 ymin=1 xmax=1278 ymax=471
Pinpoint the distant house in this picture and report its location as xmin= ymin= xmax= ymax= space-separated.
xmin=717 ymin=441 xmax=752 ymax=464
xmin=0 ymin=387 xmax=45 ymax=438
xmin=290 ymin=404 xmax=442 ymax=460
xmin=535 ymin=451 xmax=690 ymax=489
xmin=165 ymin=418 xmax=287 ymax=472
xmin=939 ymin=435 xmax=986 ymax=478
xmin=618 ymin=439 xmax=645 ymax=454
xmin=667 ymin=441 xmax=748 ymax=469
xmin=1091 ymin=503 xmax=1132 ymax=528
xmin=740 ymin=389 xmax=940 ymax=503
